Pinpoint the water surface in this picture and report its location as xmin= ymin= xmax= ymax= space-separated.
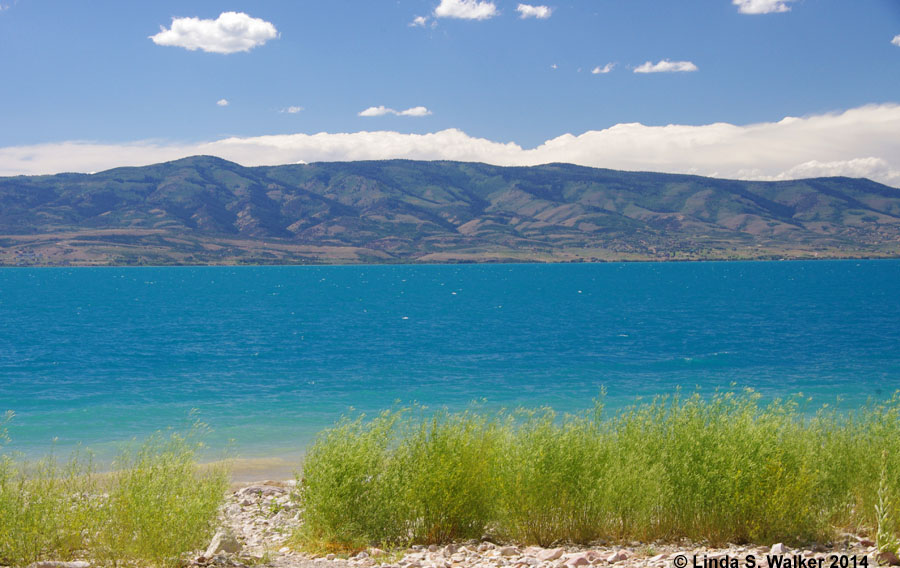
xmin=2 ymin=261 xmax=899 ymax=465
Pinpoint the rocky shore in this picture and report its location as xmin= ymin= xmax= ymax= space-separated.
xmin=186 ymin=482 xmax=900 ymax=568
xmin=18 ymin=481 xmax=898 ymax=568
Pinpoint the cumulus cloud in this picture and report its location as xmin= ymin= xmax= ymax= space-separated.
xmin=634 ymin=59 xmax=698 ymax=73
xmin=733 ymin=0 xmax=794 ymax=14
xmin=3 ymin=105 xmax=900 ymax=188
xmin=150 ymin=12 xmax=278 ymax=54
xmin=893 ymin=35 xmax=900 ymax=47
xmin=358 ymin=106 xmax=393 ymax=117
xmin=517 ymin=4 xmax=552 ymax=19
xmin=410 ymin=15 xmax=429 ymax=27
xmin=398 ymin=106 xmax=432 ymax=117
xmin=592 ymin=63 xmax=615 ymax=74
xmin=358 ymin=105 xmax=432 ymax=117
xmin=434 ymin=0 xmax=498 ymax=20
xmin=216 ymin=99 xmax=229 ymax=107
xmin=281 ymin=106 xmax=303 ymax=114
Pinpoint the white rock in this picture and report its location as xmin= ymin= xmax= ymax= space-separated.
xmin=538 ymin=549 xmax=564 ymax=562
xmin=649 ymin=554 xmax=669 ymax=563
xmin=565 ymin=554 xmax=590 ymax=567
xmin=205 ymin=531 xmax=242 ymax=557
xmin=607 ymin=550 xmax=629 ymax=564
xmin=770 ymin=544 xmax=786 ymax=556
xmin=326 ymin=554 xmax=336 ymax=560
xmin=499 ymin=547 xmax=520 ymax=557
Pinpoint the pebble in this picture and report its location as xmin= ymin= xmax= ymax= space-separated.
xmin=770 ymin=543 xmax=786 ymax=555
xmin=201 ymin=481 xmax=879 ymax=568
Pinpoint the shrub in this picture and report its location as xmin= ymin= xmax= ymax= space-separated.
xmin=295 ymin=390 xmax=900 ymax=550
xmin=0 ymin=417 xmax=227 ymax=568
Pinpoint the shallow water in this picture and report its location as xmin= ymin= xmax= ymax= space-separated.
xmin=2 ymin=260 xmax=899 ymax=465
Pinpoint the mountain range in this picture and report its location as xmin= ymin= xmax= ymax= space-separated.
xmin=2 ymin=156 xmax=899 ymax=265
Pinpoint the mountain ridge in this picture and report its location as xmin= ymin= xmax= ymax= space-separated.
xmin=2 ymin=156 xmax=899 ymax=265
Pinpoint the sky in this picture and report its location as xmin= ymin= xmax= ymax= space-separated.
xmin=1 ymin=0 xmax=899 ymax=185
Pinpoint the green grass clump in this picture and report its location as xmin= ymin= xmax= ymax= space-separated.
xmin=0 ymin=417 xmax=228 ymax=568
xmin=295 ymin=390 xmax=900 ymax=550
xmin=95 ymin=430 xmax=230 ymax=567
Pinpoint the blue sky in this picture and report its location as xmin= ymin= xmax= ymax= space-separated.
xmin=1 ymin=0 xmax=899 ymax=185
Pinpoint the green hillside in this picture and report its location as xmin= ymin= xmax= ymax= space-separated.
xmin=2 ymin=156 xmax=899 ymax=265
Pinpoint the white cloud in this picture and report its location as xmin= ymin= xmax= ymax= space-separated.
xmin=892 ymin=35 xmax=900 ymax=47
xmin=592 ymin=63 xmax=615 ymax=74
xmin=410 ymin=15 xmax=429 ymax=27
xmin=398 ymin=106 xmax=432 ymax=117
xmin=733 ymin=0 xmax=794 ymax=14
xmin=634 ymin=59 xmax=698 ymax=73
xmin=359 ymin=106 xmax=432 ymax=117
xmin=216 ymin=99 xmax=229 ymax=107
xmin=517 ymin=4 xmax=552 ymax=19
xmin=150 ymin=12 xmax=278 ymax=54
xmin=281 ymin=106 xmax=303 ymax=114
xmin=3 ymin=105 xmax=900 ymax=188
xmin=358 ymin=106 xmax=393 ymax=117
xmin=434 ymin=0 xmax=498 ymax=20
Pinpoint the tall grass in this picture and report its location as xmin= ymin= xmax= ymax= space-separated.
xmin=295 ymin=390 xmax=900 ymax=550
xmin=0 ymin=418 xmax=228 ymax=568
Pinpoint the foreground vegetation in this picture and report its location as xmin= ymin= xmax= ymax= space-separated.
xmin=295 ymin=390 xmax=900 ymax=552
xmin=0 ymin=415 xmax=228 ymax=568
xmin=5 ymin=390 xmax=900 ymax=565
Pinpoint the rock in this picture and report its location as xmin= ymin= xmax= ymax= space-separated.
xmin=279 ymin=546 xmax=290 ymax=554
xmin=370 ymin=548 xmax=386 ymax=557
xmin=479 ymin=543 xmax=496 ymax=552
xmin=498 ymin=547 xmax=520 ymax=557
xmin=770 ymin=544 xmax=786 ymax=556
xmin=522 ymin=558 xmax=540 ymax=566
xmin=878 ymin=551 xmax=900 ymax=566
xmin=205 ymin=531 xmax=242 ymax=557
xmin=444 ymin=545 xmax=459 ymax=556
xmin=326 ymin=554 xmax=336 ymax=561
xmin=357 ymin=551 xmax=370 ymax=559
xmin=565 ymin=554 xmax=590 ymax=567
xmin=538 ymin=549 xmax=564 ymax=562
xmin=429 ymin=545 xmax=439 ymax=553
xmin=858 ymin=539 xmax=875 ymax=547
xmin=606 ymin=551 xmax=629 ymax=564
xmin=27 ymin=563 xmax=90 ymax=568
xmin=649 ymin=554 xmax=669 ymax=563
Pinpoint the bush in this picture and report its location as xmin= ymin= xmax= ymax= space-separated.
xmin=295 ymin=390 xmax=900 ymax=550
xmin=0 ymin=418 xmax=228 ymax=568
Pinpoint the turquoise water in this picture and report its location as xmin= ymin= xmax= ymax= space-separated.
xmin=2 ymin=261 xmax=900 ymax=463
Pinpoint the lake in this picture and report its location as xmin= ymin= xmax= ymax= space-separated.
xmin=2 ymin=260 xmax=899 ymax=474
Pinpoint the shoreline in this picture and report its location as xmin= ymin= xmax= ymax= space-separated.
xmin=222 ymin=456 xmax=302 ymax=484
xmin=3 ymin=254 xmax=900 ymax=269
xmin=214 ymin=480 xmax=898 ymax=568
